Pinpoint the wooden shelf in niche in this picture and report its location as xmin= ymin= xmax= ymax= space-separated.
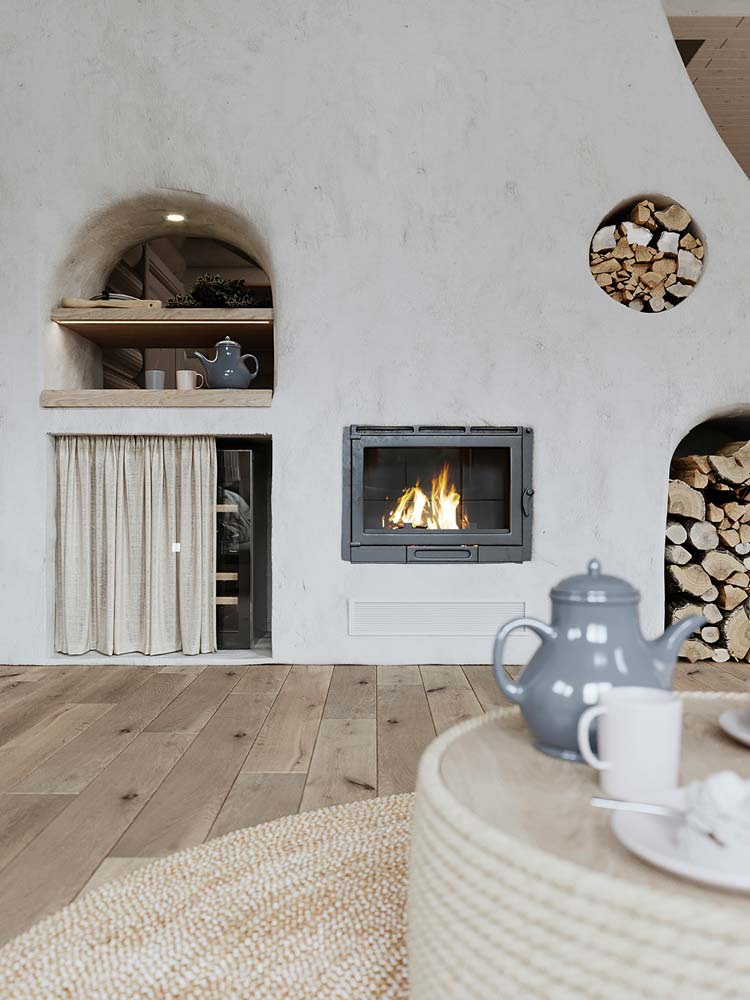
xmin=40 ymin=389 xmax=272 ymax=408
xmin=50 ymin=307 xmax=274 ymax=349
xmin=46 ymin=306 xmax=274 ymax=406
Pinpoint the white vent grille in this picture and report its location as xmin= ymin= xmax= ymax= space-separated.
xmin=347 ymin=601 xmax=525 ymax=637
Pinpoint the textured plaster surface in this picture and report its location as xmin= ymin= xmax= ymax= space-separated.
xmin=663 ymin=1 xmax=749 ymax=14
xmin=1 ymin=0 xmax=748 ymax=664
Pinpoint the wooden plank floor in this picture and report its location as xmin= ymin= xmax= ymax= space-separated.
xmin=0 ymin=660 xmax=745 ymax=945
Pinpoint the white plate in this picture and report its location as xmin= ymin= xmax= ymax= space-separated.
xmin=612 ymin=812 xmax=750 ymax=892
xmin=719 ymin=708 xmax=750 ymax=748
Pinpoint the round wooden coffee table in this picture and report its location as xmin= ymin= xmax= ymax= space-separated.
xmin=408 ymin=694 xmax=750 ymax=999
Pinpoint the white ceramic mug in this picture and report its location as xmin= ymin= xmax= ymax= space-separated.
xmin=176 ymin=369 xmax=204 ymax=390
xmin=144 ymin=369 xmax=166 ymax=389
xmin=577 ymin=686 xmax=682 ymax=799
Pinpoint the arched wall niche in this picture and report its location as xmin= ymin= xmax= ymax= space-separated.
xmin=666 ymin=405 xmax=750 ymax=663
xmin=673 ymin=406 xmax=750 ymax=459
xmin=45 ymin=191 xmax=275 ymax=392
xmin=53 ymin=190 xmax=274 ymax=300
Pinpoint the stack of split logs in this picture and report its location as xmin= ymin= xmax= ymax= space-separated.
xmin=667 ymin=441 xmax=750 ymax=663
xmin=590 ymin=200 xmax=704 ymax=312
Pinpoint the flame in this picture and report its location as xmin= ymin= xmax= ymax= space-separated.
xmin=387 ymin=463 xmax=467 ymax=530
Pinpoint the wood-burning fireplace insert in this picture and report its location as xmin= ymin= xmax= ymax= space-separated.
xmin=342 ymin=426 xmax=533 ymax=563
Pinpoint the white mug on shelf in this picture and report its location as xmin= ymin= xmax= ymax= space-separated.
xmin=577 ymin=686 xmax=682 ymax=799
xmin=176 ymin=370 xmax=204 ymax=390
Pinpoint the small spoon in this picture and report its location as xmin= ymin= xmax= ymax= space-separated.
xmin=591 ymin=795 xmax=731 ymax=847
xmin=591 ymin=796 xmax=683 ymax=819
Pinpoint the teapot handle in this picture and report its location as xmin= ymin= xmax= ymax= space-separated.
xmin=241 ymin=353 xmax=259 ymax=379
xmin=492 ymin=618 xmax=557 ymax=705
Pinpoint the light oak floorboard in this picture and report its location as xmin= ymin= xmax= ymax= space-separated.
xmin=300 ymin=719 xmax=377 ymax=811
xmin=420 ymin=664 xmax=484 ymax=735
xmin=675 ymin=661 xmax=746 ymax=693
xmin=0 ymin=793 xmax=74 ymax=870
xmin=705 ymin=661 xmax=750 ymax=687
xmin=0 ymin=667 xmax=49 ymax=684
xmin=0 ymin=678 xmax=81 ymax=747
xmin=0 ymin=667 xmax=148 ymax=749
xmin=58 ymin=666 xmax=153 ymax=704
xmin=322 ymin=664 xmax=376 ymax=720
xmin=229 ymin=662 xmax=291 ymax=697
xmin=158 ymin=664 xmax=207 ymax=677
xmin=146 ymin=666 xmax=247 ymax=733
xmin=14 ymin=673 xmax=196 ymax=795
xmin=243 ymin=664 xmax=333 ymax=773
xmin=0 ymin=702 xmax=113 ymax=792
xmin=674 ymin=661 xmax=710 ymax=691
xmin=79 ymin=856 xmax=154 ymax=896
xmin=209 ymin=773 xmax=306 ymax=838
xmin=0 ymin=732 xmax=191 ymax=945
xmin=377 ymin=666 xmax=436 ymax=797
xmin=111 ymin=668 xmax=290 ymax=857
xmin=376 ymin=663 xmax=422 ymax=687
xmin=461 ymin=663 xmax=515 ymax=710
xmin=0 ymin=677 xmax=40 ymax=701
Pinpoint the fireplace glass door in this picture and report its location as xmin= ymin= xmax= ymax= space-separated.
xmin=344 ymin=427 xmax=532 ymax=563
xmin=362 ymin=447 xmax=510 ymax=532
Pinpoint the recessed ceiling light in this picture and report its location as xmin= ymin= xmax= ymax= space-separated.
xmin=165 ymin=213 xmax=186 ymax=223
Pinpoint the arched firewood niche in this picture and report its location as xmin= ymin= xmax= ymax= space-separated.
xmin=666 ymin=409 xmax=750 ymax=665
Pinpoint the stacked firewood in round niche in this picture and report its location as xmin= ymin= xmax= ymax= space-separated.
xmin=590 ymin=200 xmax=704 ymax=312
xmin=667 ymin=442 xmax=750 ymax=663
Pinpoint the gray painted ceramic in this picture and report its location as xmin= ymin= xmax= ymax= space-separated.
xmin=492 ymin=559 xmax=704 ymax=761
xmin=193 ymin=337 xmax=260 ymax=389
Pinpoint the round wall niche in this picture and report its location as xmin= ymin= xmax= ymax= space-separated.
xmin=589 ymin=197 xmax=704 ymax=313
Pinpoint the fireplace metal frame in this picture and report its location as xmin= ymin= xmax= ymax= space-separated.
xmin=342 ymin=425 xmax=533 ymax=564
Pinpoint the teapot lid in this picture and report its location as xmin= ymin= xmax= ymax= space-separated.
xmin=216 ymin=335 xmax=241 ymax=348
xmin=551 ymin=559 xmax=640 ymax=605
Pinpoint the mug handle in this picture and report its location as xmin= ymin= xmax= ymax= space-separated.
xmin=577 ymin=705 xmax=609 ymax=770
xmin=195 ymin=373 xmax=204 ymax=389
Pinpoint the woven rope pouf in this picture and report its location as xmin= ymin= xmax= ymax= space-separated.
xmin=0 ymin=794 xmax=412 ymax=1000
xmin=408 ymin=699 xmax=750 ymax=1000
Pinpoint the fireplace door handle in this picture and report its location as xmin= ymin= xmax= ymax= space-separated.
xmin=522 ymin=488 xmax=534 ymax=518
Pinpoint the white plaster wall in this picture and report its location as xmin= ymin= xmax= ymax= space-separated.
xmin=1 ymin=0 xmax=748 ymax=665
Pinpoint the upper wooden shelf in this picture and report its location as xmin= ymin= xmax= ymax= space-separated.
xmin=51 ymin=307 xmax=274 ymax=349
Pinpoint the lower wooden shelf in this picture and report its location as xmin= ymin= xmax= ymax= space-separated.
xmin=40 ymin=389 xmax=272 ymax=408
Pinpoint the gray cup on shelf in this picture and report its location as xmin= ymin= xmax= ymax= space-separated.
xmin=144 ymin=370 xmax=166 ymax=389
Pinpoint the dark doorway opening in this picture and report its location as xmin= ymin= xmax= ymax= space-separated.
xmin=216 ymin=438 xmax=272 ymax=651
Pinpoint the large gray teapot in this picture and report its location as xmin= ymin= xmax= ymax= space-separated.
xmin=193 ymin=337 xmax=259 ymax=389
xmin=492 ymin=559 xmax=704 ymax=761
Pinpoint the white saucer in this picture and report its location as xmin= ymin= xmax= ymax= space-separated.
xmin=612 ymin=812 xmax=750 ymax=892
xmin=719 ymin=708 xmax=750 ymax=748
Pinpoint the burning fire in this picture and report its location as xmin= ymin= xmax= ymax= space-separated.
xmin=387 ymin=463 xmax=467 ymax=530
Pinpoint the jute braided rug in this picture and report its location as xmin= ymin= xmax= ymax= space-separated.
xmin=0 ymin=794 xmax=413 ymax=1000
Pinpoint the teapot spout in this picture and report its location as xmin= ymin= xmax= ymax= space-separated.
xmin=192 ymin=351 xmax=214 ymax=366
xmin=651 ymin=614 xmax=706 ymax=686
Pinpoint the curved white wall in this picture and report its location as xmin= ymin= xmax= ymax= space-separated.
xmin=0 ymin=0 xmax=747 ymax=664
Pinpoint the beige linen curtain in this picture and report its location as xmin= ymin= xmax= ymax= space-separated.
xmin=55 ymin=436 xmax=217 ymax=655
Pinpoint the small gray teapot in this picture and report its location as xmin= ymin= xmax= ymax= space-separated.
xmin=492 ymin=559 xmax=704 ymax=761
xmin=193 ymin=337 xmax=259 ymax=389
